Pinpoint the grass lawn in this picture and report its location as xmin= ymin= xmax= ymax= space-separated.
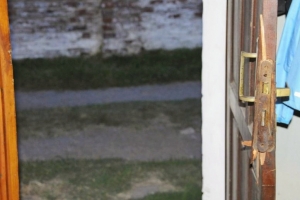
xmin=17 ymin=99 xmax=201 ymax=140
xmin=18 ymin=100 xmax=202 ymax=199
xmin=16 ymin=49 xmax=202 ymax=199
xmin=20 ymin=159 xmax=202 ymax=200
xmin=13 ymin=48 xmax=202 ymax=91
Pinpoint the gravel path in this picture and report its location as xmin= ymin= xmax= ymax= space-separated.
xmin=17 ymin=81 xmax=202 ymax=161
xmin=19 ymin=125 xmax=201 ymax=162
xmin=16 ymin=81 xmax=201 ymax=110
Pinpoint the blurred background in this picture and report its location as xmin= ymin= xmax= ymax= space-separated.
xmin=8 ymin=0 xmax=203 ymax=199
xmin=9 ymin=0 xmax=202 ymax=59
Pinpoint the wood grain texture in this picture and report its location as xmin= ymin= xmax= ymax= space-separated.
xmin=226 ymin=0 xmax=277 ymax=199
xmin=260 ymin=0 xmax=277 ymax=199
xmin=0 ymin=0 xmax=20 ymax=199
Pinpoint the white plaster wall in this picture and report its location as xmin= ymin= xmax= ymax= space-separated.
xmin=9 ymin=0 xmax=202 ymax=59
xmin=9 ymin=0 xmax=103 ymax=59
xmin=11 ymin=32 xmax=102 ymax=59
xmin=277 ymin=117 xmax=300 ymax=199
xmin=103 ymin=0 xmax=202 ymax=55
xmin=202 ymin=0 xmax=226 ymax=199
xmin=139 ymin=0 xmax=202 ymax=50
xmin=276 ymin=15 xmax=300 ymax=200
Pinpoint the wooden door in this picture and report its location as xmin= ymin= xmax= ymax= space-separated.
xmin=0 ymin=1 xmax=20 ymax=199
xmin=226 ymin=0 xmax=278 ymax=199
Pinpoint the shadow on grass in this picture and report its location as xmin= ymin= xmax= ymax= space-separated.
xmin=13 ymin=48 xmax=202 ymax=91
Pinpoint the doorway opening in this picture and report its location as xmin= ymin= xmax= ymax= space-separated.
xmin=8 ymin=0 xmax=203 ymax=199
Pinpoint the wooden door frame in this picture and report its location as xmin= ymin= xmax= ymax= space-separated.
xmin=0 ymin=0 xmax=20 ymax=199
xmin=225 ymin=0 xmax=278 ymax=199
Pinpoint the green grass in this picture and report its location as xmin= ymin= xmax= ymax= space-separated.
xmin=13 ymin=48 xmax=202 ymax=91
xmin=20 ymin=159 xmax=202 ymax=200
xmin=138 ymin=184 xmax=202 ymax=200
xmin=17 ymin=99 xmax=201 ymax=139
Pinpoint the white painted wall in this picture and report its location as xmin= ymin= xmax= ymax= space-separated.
xmin=276 ymin=15 xmax=300 ymax=200
xmin=277 ymin=117 xmax=300 ymax=199
xmin=201 ymin=0 xmax=226 ymax=199
xmin=103 ymin=0 xmax=202 ymax=55
xmin=9 ymin=0 xmax=103 ymax=59
xmin=9 ymin=0 xmax=202 ymax=59
xmin=139 ymin=1 xmax=202 ymax=50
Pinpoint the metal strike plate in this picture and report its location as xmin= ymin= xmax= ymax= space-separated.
xmin=239 ymin=51 xmax=290 ymax=103
xmin=239 ymin=51 xmax=257 ymax=102
xmin=276 ymin=88 xmax=290 ymax=97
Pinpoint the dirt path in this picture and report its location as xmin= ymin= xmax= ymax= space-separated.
xmin=19 ymin=124 xmax=201 ymax=162
xmin=17 ymin=82 xmax=202 ymax=162
xmin=16 ymin=81 xmax=201 ymax=110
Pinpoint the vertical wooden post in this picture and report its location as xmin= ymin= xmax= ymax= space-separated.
xmin=0 ymin=0 xmax=20 ymax=199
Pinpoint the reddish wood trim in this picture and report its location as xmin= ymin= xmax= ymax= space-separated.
xmin=260 ymin=0 xmax=277 ymax=199
xmin=226 ymin=0 xmax=277 ymax=199
xmin=261 ymin=151 xmax=276 ymax=199
xmin=251 ymin=0 xmax=277 ymax=199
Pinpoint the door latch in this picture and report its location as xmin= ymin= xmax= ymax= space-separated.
xmin=238 ymin=15 xmax=290 ymax=159
xmin=239 ymin=52 xmax=290 ymax=102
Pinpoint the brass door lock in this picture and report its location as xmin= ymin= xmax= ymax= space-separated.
xmin=239 ymin=51 xmax=290 ymax=103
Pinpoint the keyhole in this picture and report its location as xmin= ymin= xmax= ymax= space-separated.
xmin=260 ymin=143 xmax=264 ymax=148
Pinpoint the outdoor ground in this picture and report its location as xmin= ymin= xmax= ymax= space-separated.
xmin=14 ymin=49 xmax=202 ymax=200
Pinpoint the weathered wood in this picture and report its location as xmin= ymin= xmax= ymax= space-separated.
xmin=226 ymin=0 xmax=277 ymax=199
xmin=253 ymin=0 xmax=277 ymax=200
